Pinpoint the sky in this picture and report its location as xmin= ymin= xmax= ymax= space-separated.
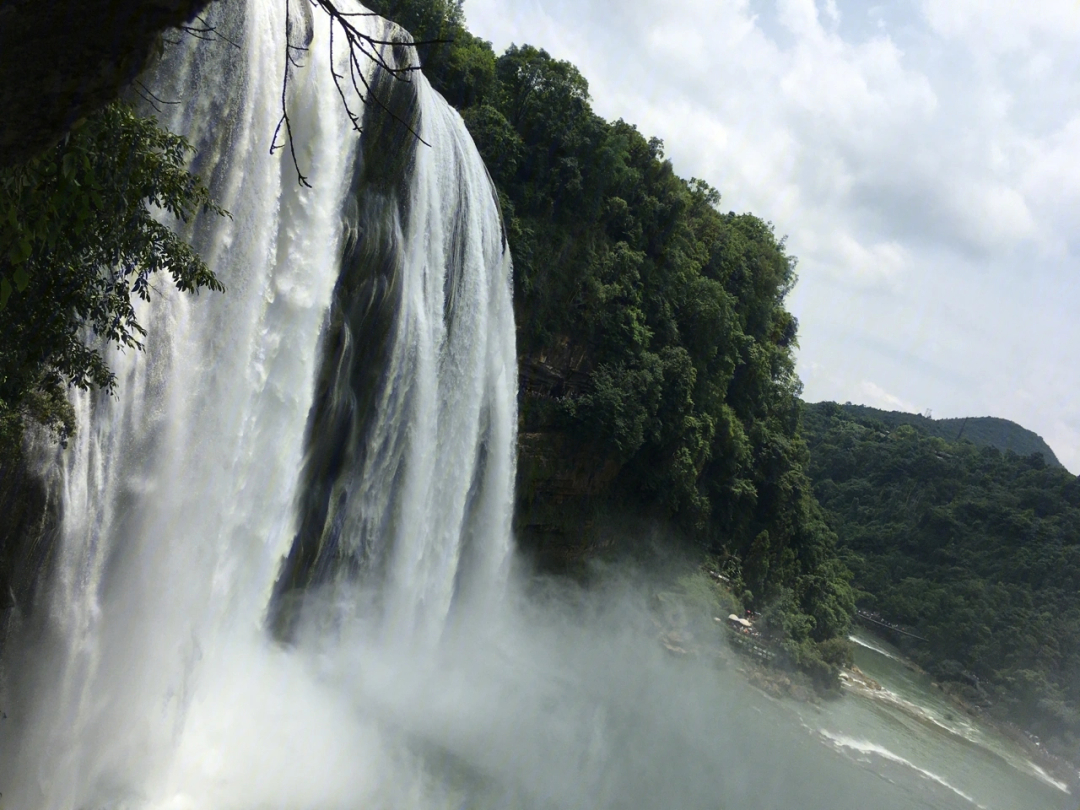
xmin=460 ymin=0 xmax=1080 ymax=471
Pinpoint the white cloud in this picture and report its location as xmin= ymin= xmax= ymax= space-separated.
xmin=948 ymin=181 xmax=1038 ymax=253
xmin=1022 ymin=114 xmax=1080 ymax=250
xmin=921 ymin=0 xmax=1080 ymax=54
xmin=461 ymin=0 xmax=1080 ymax=470
xmin=831 ymin=234 xmax=910 ymax=287
xmin=822 ymin=0 xmax=840 ymax=27
xmin=778 ymin=0 xmax=826 ymax=37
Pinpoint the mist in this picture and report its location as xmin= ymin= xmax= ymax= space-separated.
xmin=67 ymin=556 xmax=914 ymax=810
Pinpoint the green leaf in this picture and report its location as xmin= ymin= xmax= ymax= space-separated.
xmin=0 ymin=99 xmax=223 ymax=447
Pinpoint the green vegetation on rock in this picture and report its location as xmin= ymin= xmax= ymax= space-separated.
xmin=803 ymin=401 xmax=1080 ymax=752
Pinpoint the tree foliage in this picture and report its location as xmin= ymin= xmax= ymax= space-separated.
xmin=0 ymin=101 xmax=224 ymax=450
xmin=804 ymin=401 xmax=1080 ymax=750
xmin=825 ymin=403 xmax=1063 ymax=468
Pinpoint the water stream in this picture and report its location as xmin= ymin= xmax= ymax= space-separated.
xmin=0 ymin=2 xmax=514 ymax=805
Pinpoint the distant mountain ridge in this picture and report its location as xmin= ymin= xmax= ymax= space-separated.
xmin=804 ymin=402 xmax=1064 ymax=469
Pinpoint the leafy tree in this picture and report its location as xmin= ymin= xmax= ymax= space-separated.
xmin=0 ymin=101 xmax=224 ymax=450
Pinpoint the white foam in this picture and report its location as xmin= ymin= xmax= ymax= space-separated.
xmin=848 ymin=634 xmax=902 ymax=662
xmin=1028 ymin=762 xmax=1071 ymax=794
xmin=819 ymin=730 xmax=988 ymax=810
xmin=847 ymin=640 xmax=1072 ymax=796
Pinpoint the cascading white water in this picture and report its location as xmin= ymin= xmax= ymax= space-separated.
xmin=5 ymin=7 xmax=1072 ymax=808
xmin=0 ymin=2 xmax=515 ymax=806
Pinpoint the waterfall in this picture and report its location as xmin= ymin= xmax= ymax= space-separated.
xmin=0 ymin=2 xmax=516 ymax=806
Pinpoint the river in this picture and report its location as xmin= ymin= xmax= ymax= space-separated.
xmin=253 ymin=582 xmax=1075 ymax=810
xmin=438 ymin=601 xmax=1077 ymax=810
xmin=750 ymin=629 xmax=1076 ymax=810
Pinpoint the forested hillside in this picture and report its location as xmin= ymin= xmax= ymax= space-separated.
xmin=804 ymin=401 xmax=1080 ymax=752
xmin=824 ymin=403 xmax=1063 ymax=469
xmin=366 ymin=0 xmax=856 ymax=674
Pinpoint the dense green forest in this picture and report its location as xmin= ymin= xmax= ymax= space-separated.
xmin=803 ymin=401 xmax=1080 ymax=750
xmin=829 ymin=404 xmax=1063 ymax=469
xmin=365 ymin=0 xmax=856 ymax=680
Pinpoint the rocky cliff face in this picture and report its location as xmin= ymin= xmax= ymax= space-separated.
xmin=0 ymin=445 xmax=61 ymax=655
xmin=515 ymin=341 xmax=623 ymax=568
xmin=0 ymin=0 xmax=213 ymax=167
xmin=516 ymin=430 xmax=621 ymax=567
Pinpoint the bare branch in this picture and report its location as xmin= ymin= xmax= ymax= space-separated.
xmin=329 ymin=24 xmax=362 ymax=132
xmin=315 ymin=0 xmax=431 ymax=145
xmin=180 ymin=14 xmax=242 ymax=50
xmin=135 ymin=80 xmax=180 ymax=107
xmin=272 ymin=0 xmax=439 ymax=186
xmin=271 ymin=0 xmax=312 ymax=187
xmin=362 ymin=37 xmax=451 ymax=47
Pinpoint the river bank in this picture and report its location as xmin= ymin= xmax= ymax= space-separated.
xmin=845 ymin=629 xmax=1080 ymax=797
xmin=653 ymin=601 xmax=1073 ymax=808
xmin=845 ymin=626 xmax=1080 ymax=789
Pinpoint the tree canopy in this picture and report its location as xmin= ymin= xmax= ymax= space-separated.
xmin=823 ymin=403 xmax=1063 ymax=469
xmin=0 ymin=101 xmax=224 ymax=450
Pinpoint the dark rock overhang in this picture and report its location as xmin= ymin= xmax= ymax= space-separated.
xmin=0 ymin=0 xmax=213 ymax=167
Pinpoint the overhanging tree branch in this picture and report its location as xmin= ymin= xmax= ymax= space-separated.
xmin=271 ymin=0 xmax=447 ymax=185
